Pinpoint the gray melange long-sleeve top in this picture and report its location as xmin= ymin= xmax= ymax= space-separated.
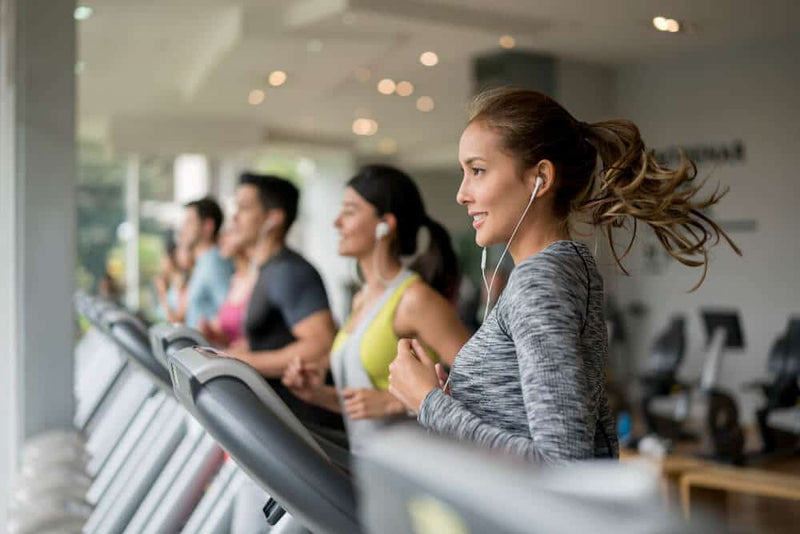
xmin=418 ymin=240 xmax=619 ymax=463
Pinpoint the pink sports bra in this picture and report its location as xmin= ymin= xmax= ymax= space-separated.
xmin=217 ymin=299 xmax=249 ymax=345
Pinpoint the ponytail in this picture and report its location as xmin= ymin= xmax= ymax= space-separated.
xmin=467 ymin=87 xmax=740 ymax=291
xmin=580 ymin=120 xmax=741 ymax=290
xmin=408 ymin=217 xmax=460 ymax=301
xmin=348 ymin=164 xmax=460 ymax=299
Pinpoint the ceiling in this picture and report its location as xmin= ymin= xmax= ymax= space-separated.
xmin=78 ymin=0 xmax=800 ymax=166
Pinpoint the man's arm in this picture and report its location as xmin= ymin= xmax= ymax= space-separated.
xmin=231 ymin=309 xmax=336 ymax=378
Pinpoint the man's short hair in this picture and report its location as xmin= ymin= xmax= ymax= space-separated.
xmin=185 ymin=196 xmax=225 ymax=239
xmin=239 ymin=173 xmax=300 ymax=234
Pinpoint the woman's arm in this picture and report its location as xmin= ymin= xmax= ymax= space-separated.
xmin=282 ymin=358 xmax=341 ymax=413
xmin=394 ymin=281 xmax=470 ymax=366
xmin=392 ymin=254 xmax=601 ymax=463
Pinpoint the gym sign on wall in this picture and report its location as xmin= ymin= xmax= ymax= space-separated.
xmin=654 ymin=140 xmax=745 ymax=168
xmin=643 ymin=140 xmax=752 ymax=275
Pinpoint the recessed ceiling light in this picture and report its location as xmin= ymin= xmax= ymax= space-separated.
xmin=396 ymin=81 xmax=414 ymax=97
xmin=248 ymin=89 xmax=265 ymax=105
xmin=665 ymin=19 xmax=681 ymax=33
xmin=74 ymin=6 xmax=93 ymax=21
xmin=269 ymin=70 xmax=287 ymax=87
xmin=355 ymin=67 xmax=372 ymax=82
xmin=352 ymin=118 xmax=378 ymax=136
xmin=499 ymin=35 xmax=515 ymax=49
xmin=653 ymin=16 xmax=682 ymax=33
xmin=420 ymin=51 xmax=439 ymax=67
xmin=307 ymin=39 xmax=324 ymax=53
xmin=416 ymin=96 xmax=434 ymax=112
xmin=378 ymin=138 xmax=398 ymax=155
xmin=377 ymin=78 xmax=396 ymax=95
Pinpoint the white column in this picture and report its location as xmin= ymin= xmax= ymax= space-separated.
xmin=125 ymin=155 xmax=140 ymax=310
xmin=297 ymin=152 xmax=355 ymax=324
xmin=0 ymin=0 xmax=21 ymax=524
xmin=0 ymin=0 xmax=76 ymax=524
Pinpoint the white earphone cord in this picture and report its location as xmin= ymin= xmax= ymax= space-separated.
xmin=441 ymin=177 xmax=542 ymax=393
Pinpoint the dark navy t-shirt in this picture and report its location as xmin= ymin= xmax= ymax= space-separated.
xmin=246 ymin=247 xmax=329 ymax=350
xmin=245 ymin=247 xmax=341 ymax=427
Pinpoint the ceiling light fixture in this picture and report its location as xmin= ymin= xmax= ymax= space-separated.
xmin=74 ymin=6 xmax=93 ymax=21
xmin=416 ymin=96 xmax=434 ymax=112
xmin=248 ymin=89 xmax=265 ymax=105
xmin=653 ymin=16 xmax=682 ymax=33
xmin=420 ymin=51 xmax=439 ymax=67
xmin=396 ymin=81 xmax=414 ymax=97
xmin=269 ymin=70 xmax=287 ymax=87
xmin=377 ymin=78 xmax=396 ymax=95
xmin=352 ymin=118 xmax=378 ymax=136
xmin=499 ymin=35 xmax=515 ymax=49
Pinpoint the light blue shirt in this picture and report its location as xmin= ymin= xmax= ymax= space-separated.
xmin=185 ymin=247 xmax=233 ymax=328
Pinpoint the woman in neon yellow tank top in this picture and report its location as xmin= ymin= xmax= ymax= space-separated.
xmin=283 ymin=165 xmax=470 ymax=453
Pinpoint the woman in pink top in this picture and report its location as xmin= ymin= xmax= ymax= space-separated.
xmin=199 ymin=229 xmax=256 ymax=347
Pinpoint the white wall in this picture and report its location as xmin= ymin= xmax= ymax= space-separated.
xmin=609 ymin=37 xmax=800 ymax=422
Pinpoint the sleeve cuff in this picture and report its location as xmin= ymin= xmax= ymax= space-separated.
xmin=417 ymin=388 xmax=449 ymax=429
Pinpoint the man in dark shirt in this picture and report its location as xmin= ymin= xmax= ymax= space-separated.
xmin=226 ymin=173 xmax=338 ymax=425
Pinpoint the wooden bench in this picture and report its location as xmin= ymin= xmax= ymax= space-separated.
xmin=681 ymin=465 xmax=800 ymax=526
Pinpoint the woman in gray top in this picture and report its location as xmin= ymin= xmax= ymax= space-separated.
xmin=388 ymin=87 xmax=740 ymax=463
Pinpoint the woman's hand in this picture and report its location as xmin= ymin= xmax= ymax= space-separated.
xmin=388 ymin=338 xmax=440 ymax=414
xmin=341 ymin=388 xmax=405 ymax=420
xmin=198 ymin=318 xmax=230 ymax=348
xmin=282 ymin=357 xmax=326 ymax=403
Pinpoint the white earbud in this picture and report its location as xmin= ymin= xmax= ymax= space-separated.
xmin=375 ymin=221 xmax=390 ymax=240
xmin=260 ymin=216 xmax=279 ymax=237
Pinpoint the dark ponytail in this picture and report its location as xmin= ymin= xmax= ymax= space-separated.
xmin=348 ymin=165 xmax=459 ymax=299
xmin=409 ymin=217 xmax=460 ymax=301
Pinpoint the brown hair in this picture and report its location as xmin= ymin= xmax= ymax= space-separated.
xmin=469 ymin=87 xmax=741 ymax=290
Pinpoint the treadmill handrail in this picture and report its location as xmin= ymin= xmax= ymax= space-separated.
xmin=103 ymin=309 xmax=172 ymax=391
xmin=149 ymin=323 xmax=209 ymax=370
xmin=169 ymin=346 xmax=327 ymax=459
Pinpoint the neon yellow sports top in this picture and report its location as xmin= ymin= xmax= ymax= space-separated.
xmin=332 ymin=273 xmax=438 ymax=390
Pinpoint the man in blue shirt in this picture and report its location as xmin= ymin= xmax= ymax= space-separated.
xmin=181 ymin=196 xmax=233 ymax=328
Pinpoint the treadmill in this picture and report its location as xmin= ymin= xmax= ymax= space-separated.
xmin=83 ymin=306 xmax=190 ymax=534
xmin=123 ymin=323 xmax=230 ymax=534
xmin=73 ymin=294 xmax=157 ymax=478
xmin=168 ymin=345 xmax=360 ymax=534
xmin=356 ymin=426 xmax=719 ymax=534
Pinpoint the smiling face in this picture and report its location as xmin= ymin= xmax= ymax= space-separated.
xmin=334 ymin=187 xmax=383 ymax=258
xmin=456 ymin=121 xmax=537 ymax=248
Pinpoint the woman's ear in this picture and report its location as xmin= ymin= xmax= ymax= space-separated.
xmin=383 ymin=213 xmax=398 ymax=236
xmin=525 ymin=159 xmax=556 ymax=198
